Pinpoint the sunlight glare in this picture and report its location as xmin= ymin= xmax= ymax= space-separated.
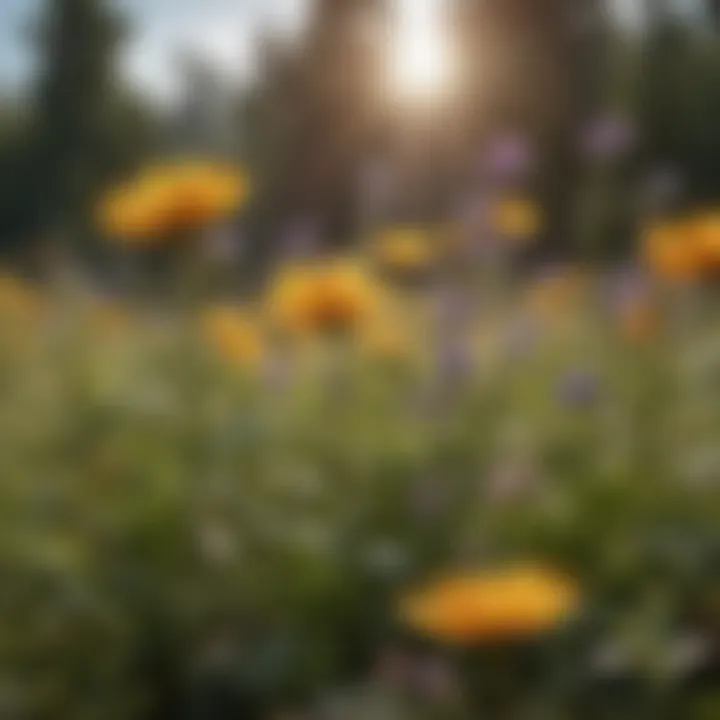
xmin=390 ymin=0 xmax=454 ymax=102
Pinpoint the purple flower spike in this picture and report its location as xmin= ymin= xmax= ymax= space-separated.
xmin=605 ymin=267 xmax=650 ymax=313
xmin=558 ymin=369 xmax=600 ymax=409
xmin=581 ymin=114 xmax=636 ymax=162
xmin=483 ymin=133 xmax=535 ymax=185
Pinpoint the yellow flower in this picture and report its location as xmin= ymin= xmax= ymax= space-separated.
xmin=98 ymin=161 xmax=248 ymax=243
xmin=689 ymin=212 xmax=720 ymax=274
xmin=201 ymin=306 xmax=263 ymax=367
xmin=373 ymin=228 xmax=435 ymax=276
xmin=267 ymin=259 xmax=382 ymax=337
xmin=399 ymin=565 xmax=579 ymax=645
xmin=642 ymin=220 xmax=701 ymax=283
xmin=492 ymin=198 xmax=543 ymax=240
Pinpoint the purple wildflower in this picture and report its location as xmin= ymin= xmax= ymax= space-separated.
xmin=604 ymin=267 xmax=651 ymax=314
xmin=483 ymin=133 xmax=535 ymax=185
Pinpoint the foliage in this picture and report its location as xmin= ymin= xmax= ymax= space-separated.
xmin=0 ymin=264 xmax=716 ymax=718
xmin=0 ymin=0 xmax=158 ymax=255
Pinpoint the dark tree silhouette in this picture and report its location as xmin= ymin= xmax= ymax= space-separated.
xmin=31 ymin=0 xmax=124 ymax=242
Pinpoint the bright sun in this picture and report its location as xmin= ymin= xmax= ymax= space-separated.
xmin=391 ymin=0 xmax=454 ymax=101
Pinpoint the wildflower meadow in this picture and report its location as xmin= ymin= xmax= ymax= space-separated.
xmin=1 ymin=1 xmax=720 ymax=719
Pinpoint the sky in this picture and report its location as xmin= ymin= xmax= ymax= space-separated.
xmin=0 ymin=0 xmax=309 ymax=102
xmin=0 ymin=0 xmax=704 ymax=103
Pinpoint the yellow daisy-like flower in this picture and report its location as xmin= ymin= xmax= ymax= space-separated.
xmin=98 ymin=161 xmax=248 ymax=244
xmin=642 ymin=220 xmax=701 ymax=283
xmin=267 ymin=259 xmax=383 ymax=337
xmin=373 ymin=227 xmax=435 ymax=276
xmin=492 ymin=197 xmax=543 ymax=240
xmin=201 ymin=306 xmax=263 ymax=367
xmin=689 ymin=212 xmax=720 ymax=274
xmin=398 ymin=565 xmax=580 ymax=645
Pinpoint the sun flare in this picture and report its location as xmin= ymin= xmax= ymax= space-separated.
xmin=390 ymin=0 xmax=454 ymax=101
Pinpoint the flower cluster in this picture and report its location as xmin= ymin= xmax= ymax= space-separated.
xmin=98 ymin=162 xmax=248 ymax=243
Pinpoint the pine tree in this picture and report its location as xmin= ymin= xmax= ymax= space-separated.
xmin=30 ymin=0 xmax=124 ymax=243
xmin=710 ymin=0 xmax=720 ymax=28
xmin=245 ymin=0 xmax=387 ymax=263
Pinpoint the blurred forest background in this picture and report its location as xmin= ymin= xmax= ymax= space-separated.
xmin=1 ymin=0 xmax=719 ymax=271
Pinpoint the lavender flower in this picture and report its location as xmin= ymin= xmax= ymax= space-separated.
xmin=604 ymin=266 xmax=651 ymax=313
xmin=483 ymin=133 xmax=535 ymax=185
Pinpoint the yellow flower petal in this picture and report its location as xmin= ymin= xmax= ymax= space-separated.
xmin=399 ymin=565 xmax=580 ymax=645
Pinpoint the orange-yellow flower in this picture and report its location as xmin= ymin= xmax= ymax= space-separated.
xmin=398 ymin=565 xmax=580 ymax=644
xmin=201 ymin=306 xmax=263 ymax=367
xmin=373 ymin=228 xmax=435 ymax=276
xmin=689 ymin=212 xmax=720 ymax=274
xmin=267 ymin=259 xmax=382 ymax=336
xmin=492 ymin=198 xmax=543 ymax=240
xmin=98 ymin=162 xmax=248 ymax=243
xmin=642 ymin=221 xmax=701 ymax=283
